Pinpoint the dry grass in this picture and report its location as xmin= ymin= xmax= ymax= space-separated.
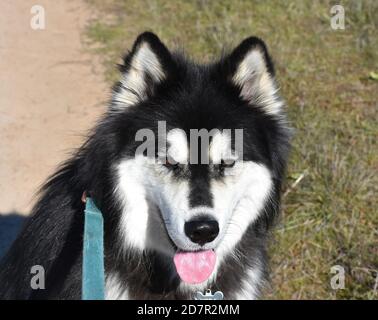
xmin=86 ymin=0 xmax=378 ymax=299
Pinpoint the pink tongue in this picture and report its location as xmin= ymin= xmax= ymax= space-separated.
xmin=173 ymin=250 xmax=216 ymax=284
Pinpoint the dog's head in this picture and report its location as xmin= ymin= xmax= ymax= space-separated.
xmin=102 ymin=32 xmax=290 ymax=285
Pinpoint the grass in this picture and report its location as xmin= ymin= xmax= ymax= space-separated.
xmin=85 ymin=0 xmax=378 ymax=299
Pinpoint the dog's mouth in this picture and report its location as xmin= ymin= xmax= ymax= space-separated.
xmin=162 ymin=225 xmax=218 ymax=285
xmin=173 ymin=249 xmax=216 ymax=284
xmin=154 ymin=205 xmax=217 ymax=284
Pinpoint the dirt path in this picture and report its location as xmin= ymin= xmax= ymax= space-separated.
xmin=0 ymin=0 xmax=108 ymax=215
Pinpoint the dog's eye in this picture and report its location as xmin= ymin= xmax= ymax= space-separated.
xmin=163 ymin=156 xmax=180 ymax=170
xmin=221 ymin=159 xmax=235 ymax=168
xmin=164 ymin=161 xmax=179 ymax=169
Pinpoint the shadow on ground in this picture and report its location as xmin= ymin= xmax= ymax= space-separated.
xmin=0 ymin=213 xmax=28 ymax=259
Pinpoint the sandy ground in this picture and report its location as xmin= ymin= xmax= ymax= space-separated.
xmin=0 ymin=0 xmax=108 ymax=217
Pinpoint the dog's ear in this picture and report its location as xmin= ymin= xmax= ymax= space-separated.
xmin=223 ymin=37 xmax=283 ymax=115
xmin=111 ymin=32 xmax=175 ymax=110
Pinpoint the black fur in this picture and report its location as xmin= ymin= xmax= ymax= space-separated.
xmin=0 ymin=32 xmax=290 ymax=299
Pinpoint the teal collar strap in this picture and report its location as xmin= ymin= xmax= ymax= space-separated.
xmin=82 ymin=197 xmax=105 ymax=300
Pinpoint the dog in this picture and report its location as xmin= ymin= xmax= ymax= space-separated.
xmin=0 ymin=32 xmax=291 ymax=299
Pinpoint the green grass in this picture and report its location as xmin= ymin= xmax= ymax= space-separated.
xmin=85 ymin=0 xmax=378 ymax=299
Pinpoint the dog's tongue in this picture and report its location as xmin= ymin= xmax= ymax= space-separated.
xmin=173 ymin=250 xmax=216 ymax=284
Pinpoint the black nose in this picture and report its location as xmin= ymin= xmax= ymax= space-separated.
xmin=184 ymin=219 xmax=219 ymax=245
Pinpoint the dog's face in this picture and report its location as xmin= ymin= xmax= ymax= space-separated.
xmin=117 ymin=130 xmax=272 ymax=255
xmin=107 ymin=33 xmax=288 ymax=284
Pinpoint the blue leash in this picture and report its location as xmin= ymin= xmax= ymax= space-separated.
xmin=82 ymin=197 xmax=105 ymax=300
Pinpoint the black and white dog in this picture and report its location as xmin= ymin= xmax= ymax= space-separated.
xmin=0 ymin=32 xmax=290 ymax=299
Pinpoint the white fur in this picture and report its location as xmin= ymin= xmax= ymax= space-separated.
xmin=116 ymin=157 xmax=151 ymax=250
xmin=165 ymin=128 xmax=238 ymax=165
xmin=112 ymin=43 xmax=165 ymax=109
xmin=115 ymin=155 xmax=177 ymax=256
xmin=166 ymin=129 xmax=189 ymax=164
xmin=233 ymin=266 xmax=263 ymax=300
xmin=210 ymin=130 xmax=238 ymax=165
xmin=105 ymin=273 xmax=129 ymax=300
xmin=233 ymin=49 xmax=283 ymax=116
xmin=212 ymin=162 xmax=272 ymax=262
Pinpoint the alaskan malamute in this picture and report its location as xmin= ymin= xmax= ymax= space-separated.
xmin=0 ymin=32 xmax=291 ymax=299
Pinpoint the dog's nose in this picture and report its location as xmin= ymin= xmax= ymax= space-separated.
xmin=185 ymin=220 xmax=219 ymax=245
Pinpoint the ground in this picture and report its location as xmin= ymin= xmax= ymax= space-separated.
xmin=0 ymin=0 xmax=377 ymax=299
xmin=0 ymin=0 xmax=107 ymax=215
